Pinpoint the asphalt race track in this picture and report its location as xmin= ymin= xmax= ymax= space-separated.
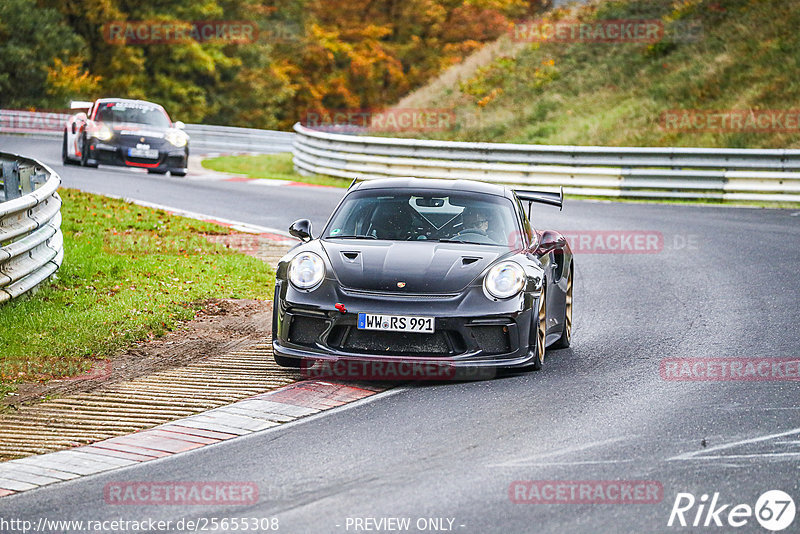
xmin=1 ymin=134 xmax=799 ymax=533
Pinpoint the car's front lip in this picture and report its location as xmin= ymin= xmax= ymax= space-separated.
xmin=273 ymin=339 xmax=535 ymax=368
xmin=274 ymin=277 xmax=538 ymax=371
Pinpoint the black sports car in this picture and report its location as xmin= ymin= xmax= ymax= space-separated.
xmin=272 ymin=178 xmax=573 ymax=379
xmin=63 ymin=98 xmax=189 ymax=176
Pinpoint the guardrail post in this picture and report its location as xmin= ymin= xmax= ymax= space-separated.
xmin=19 ymin=165 xmax=34 ymax=195
xmin=2 ymin=161 xmax=21 ymax=200
xmin=31 ymin=171 xmax=48 ymax=189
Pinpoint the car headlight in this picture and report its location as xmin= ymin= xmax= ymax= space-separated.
xmin=91 ymin=124 xmax=113 ymax=141
xmin=165 ymin=129 xmax=188 ymax=147
xmin=484 ymin=261 xmax=525 ymax=299
xmin=288 ymin=252 xmax=325 ymax=290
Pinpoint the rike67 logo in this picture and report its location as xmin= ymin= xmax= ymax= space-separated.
xmin=668 ymin=490 xmax=796 ymax=531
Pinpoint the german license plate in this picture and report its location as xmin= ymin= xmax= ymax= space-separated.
xmin=357 ymin=313 xmax=434 ymax=333
xmin=128 ymin=148 xmax=159 ymax=159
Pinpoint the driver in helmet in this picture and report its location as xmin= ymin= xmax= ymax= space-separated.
xmin=460 ymin=207 xmax=491 ymax=235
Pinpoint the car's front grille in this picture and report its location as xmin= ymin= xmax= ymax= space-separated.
xmin=468 ymin=325 xmax=511 ymax=355
xmin=340 ymin=287 xmax=459 ymax=300
xmin=117 ymin=136 xmax=164 ymax=147
xmin=339 ymin=329 xmax=452 ymax=356
xmin=288 ymin=315 xmax=328 ymax=346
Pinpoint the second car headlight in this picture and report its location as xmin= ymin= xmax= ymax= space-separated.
xmin=165 ymin=129 xmax=188 ymax=147
xmin=484 ymin=261 xmax=525 ymax=299
xmin=288 ymin=252 xmax=325 ymax=290
xmin=91 ymin=124 xmax=113 ymax=141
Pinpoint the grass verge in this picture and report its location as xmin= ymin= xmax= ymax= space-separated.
xmin=0 ymin=189 xmax=275 ymax=397
xmin=201 ymin=153 xmax=351 ymax=188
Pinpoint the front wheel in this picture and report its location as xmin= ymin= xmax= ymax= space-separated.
xmin=527 ymin=286 xmax=547 ymax=371
xmin=80 ymin=134 xmax=98 ymax=168
xmin=551 ymin=264 xmax=573 ymax=349
xmin=147 ymin=169 xmax=168 ymax=175
xmin=61 ymin=132 xmax=71 ymax=165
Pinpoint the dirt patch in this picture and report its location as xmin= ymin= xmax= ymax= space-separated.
xmin=6 ymin=298 xmax=272 ymax=407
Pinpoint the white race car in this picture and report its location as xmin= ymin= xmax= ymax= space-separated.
xmin=63 ymin=98 xmax=189 ymax=176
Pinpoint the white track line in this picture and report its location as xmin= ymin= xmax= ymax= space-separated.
xmin=668 ymin=426 xmax=800 ymax=461
xmin=487 ymin=436 xmax=631 ymax=467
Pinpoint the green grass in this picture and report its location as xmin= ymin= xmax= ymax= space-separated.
xmin=201 ymin=153 xmax=351 ymax=188
xmin=395 ymin=0 xmax=800 ymax=149
xmin=0 ymin=189 xmax=275 ymax=397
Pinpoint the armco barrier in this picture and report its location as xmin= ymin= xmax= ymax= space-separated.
xmin=3 ymin=109 xmax=798 ymax=201
xmin=183 ymin=124 xmax=294 ymax=154
xmin=292 ymin=123 xmax=800 ymax=202
xmin=0 ymin=109 xmax=294 ymax=155
xmin=0 ymin=153 xmax=63 ymax=303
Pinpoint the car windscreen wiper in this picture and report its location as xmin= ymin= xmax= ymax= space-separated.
xmin=435 ymin=238 xmax=491 ymax=245
xmin=325 ymin=234 xmax=378 ymax=240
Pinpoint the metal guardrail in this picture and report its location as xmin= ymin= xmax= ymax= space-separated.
xmin=292 ymin=123 xmax=800 ymax=202
xmin=0 ymin=110 xmax=70 ymax=136
xmin=3 ymin=109 xmax=798 ymax=201
xmin=184 ymin=124 xmax=294 ymax=154
xmin=0 ymin=153 xmax=63 ymax=304
xmin=0 ymin=109 xmax=295 ymax=155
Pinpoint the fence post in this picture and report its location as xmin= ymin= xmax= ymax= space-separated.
xmin=19 ymin=165 xmax=34 ymax=195
xmin=2 ymin=161 xmax=21 ymax=200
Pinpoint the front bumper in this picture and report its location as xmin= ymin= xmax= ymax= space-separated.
xmin=86 ymin=140 xmax=188 ymax=172
xmin=272 ymin=278 xmax=539 ymax=375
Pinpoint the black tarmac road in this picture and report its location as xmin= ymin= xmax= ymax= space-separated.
xmin=1 ymin=134 xmax=799 ymax=534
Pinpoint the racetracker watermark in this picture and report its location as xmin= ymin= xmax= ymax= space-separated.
xmin=660 ymin=358 xmax=800 ymax=381
xmin=661 ymin=110 xmax=800 ymax=133
xmin=562 ymin=230 xmax=664 ymax=254
xmin=302 ymin=109 xmax=456 ymax=133
xmin=511 ymin=19 xmax=663 ymax=43
xmin=102 ymin=21 xmax=257 ymax=45
xmin=300 ymin=359 xmax=495 ymax=381
xmin=0 ymin=110 xmax=68 ymax=134
xmin=509 ymin=480 xmax=663 ymax=504
xmin=63 ymin=360 xmax=112 ymax=381
xmin=104 ymin=481 xmax=259 ymax=505
xmin=507 ymin=231 xmax=697 ymax=254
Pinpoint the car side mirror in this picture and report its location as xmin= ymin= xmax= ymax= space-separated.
xmin=174 ymin=121 xmax=186 ymax=130
xmin=289 ymin=219 xmax=313 ymax=242
xmin=536 ymin=230 xmax=565 ymax=254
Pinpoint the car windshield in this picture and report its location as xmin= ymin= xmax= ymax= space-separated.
xmin=324 ymin=189 xmax=520 ymax=247
xmin=95 ymin=102 xmax=171 ymax=128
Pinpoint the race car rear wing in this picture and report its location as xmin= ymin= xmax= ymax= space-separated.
xmin=70 ymin=100 xmax=93 ymax=110
xmin=515 ymin=187 xmax=563 ymax=214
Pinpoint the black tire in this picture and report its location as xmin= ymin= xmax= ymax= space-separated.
xmin=147 ymin=169 xmax=168 ymax=175
xmin=551 ymin=264 xmax=573 ymax=349
xmin=170 ymin=170 xmax=187 ymax=177
xmin=61 ymin=132 xmax=71 ymax=165
xmin=80 ymin=134 xmax=98 ymax=168
xmin=530 ymin=286 xmax=547 ymax=370
xmin=274 ymin=354 xmax=302 ymax=368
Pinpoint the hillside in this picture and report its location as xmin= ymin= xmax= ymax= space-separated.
xmin=393 ymin=0 xmax=800 ymax=149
